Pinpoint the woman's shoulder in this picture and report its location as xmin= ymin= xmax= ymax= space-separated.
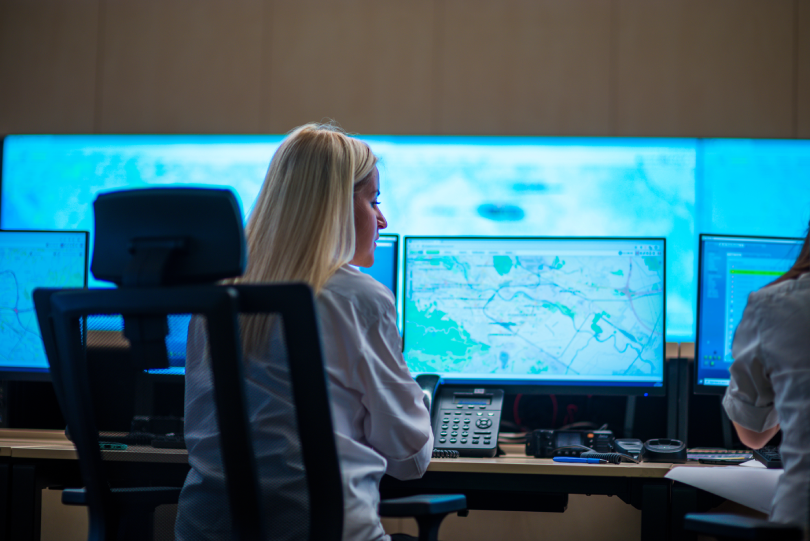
xmin=319 ymin=265 xmax=396 ymax=321
xmin=745 ymin=273 xmax=810 ymax=332
xmin=750 ymin=272 xmax=810 ymax=305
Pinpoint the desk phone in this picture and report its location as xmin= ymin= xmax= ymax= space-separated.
xmin=432 ymin=387 xmax=504 ymax=457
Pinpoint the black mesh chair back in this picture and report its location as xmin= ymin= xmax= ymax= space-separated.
xmin=34 ymin=188 xmax=343 ymax=541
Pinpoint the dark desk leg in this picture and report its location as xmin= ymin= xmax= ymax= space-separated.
xmin=0 ymin=464 xmax=9 ymax=541
xmin=641 ymin=482 xmax=670 ymax=541
xmin=670 ymin=483 xmax=698 ymax=541
xmin=10 ymin=465 xmax=39 ymax=541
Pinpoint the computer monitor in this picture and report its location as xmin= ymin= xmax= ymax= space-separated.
xmin=0 ymin=230 xmax=88 ymax=379
xmin=694 ymin=234 xmax=803 ymax=394
xmin=403 ymin=237 xmax=666 ymax=395
xmin=357 ymin=233 xmax=398 ymax=300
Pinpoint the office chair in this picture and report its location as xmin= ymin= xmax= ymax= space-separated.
xmin=35 ymin=187 xmax=464 ymax=541
xmin=34 ymin=188 xmax=260 ymax=541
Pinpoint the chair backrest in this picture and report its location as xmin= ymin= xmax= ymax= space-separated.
xmin=34 ymin=187 xmax=343 ymax=541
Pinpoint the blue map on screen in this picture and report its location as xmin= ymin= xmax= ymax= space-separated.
xmin=2 ymin=135 xmax=810 ymax=343
xmin=0 ymin=231 xmax=87 ymax=372
xmin=404 ymin=238 xmax=665 ymax=386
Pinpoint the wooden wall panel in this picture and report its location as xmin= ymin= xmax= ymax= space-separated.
xmin=0 ymin=0 xmax=99 ymax=133
xmin=799 ymin=0 xmax=810 ymax=138
xmin=616 ymin=0 xmax=795 ymax=138
xmin=265 ymin=0 xmax=435 ymax=135
xmin=98 ymin=0 xmax=264 ymax=133
xmin=436 ymin=0 xmax=612 ymax=136
xmin=0 ymin=1 xmax=804 ymax=137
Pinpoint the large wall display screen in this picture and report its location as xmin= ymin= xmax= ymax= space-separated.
xmin=2 ymin=135 xmax=809 ymax=342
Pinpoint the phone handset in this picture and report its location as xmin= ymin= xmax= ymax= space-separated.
xmin=415 ymin=374 xmax=441 ymax=418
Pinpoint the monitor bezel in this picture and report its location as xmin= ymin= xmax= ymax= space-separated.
xmin=402 ymin=235 xmax=667 ymax=397
xmin=694 ymin=232 xmax=804 ymax=395
xmin=376 ymin=232 xmax=399 ymax=303
xmin=0 ymin=135 xmax=6 ymax=226
xmin=0 ymin=229 xmax=89 ymax=381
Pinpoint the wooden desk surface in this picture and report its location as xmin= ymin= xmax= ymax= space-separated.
xmin=428 ymin=454 xmax=674 ymax=478
xmin=0 ymin=430 xmax=686 ymax=476
xmin=0 ymin=429 xmax=186 ymax=463
xmin=427 ymin=444 xmax=675 ymax=478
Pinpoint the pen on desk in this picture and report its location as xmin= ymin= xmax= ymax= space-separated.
xmin=553 ymin=456 xmax=608 ymax=464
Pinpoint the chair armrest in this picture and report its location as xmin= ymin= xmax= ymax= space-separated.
xmin=62 ymin=486 xmax=181 ymax=509
xmin=62 ymin=488 xmax=87 ymax=506
xmin=684 ymin=513 xmax=803 ymax=541
xmin=380 ymin=494 xmax=466 ymax=517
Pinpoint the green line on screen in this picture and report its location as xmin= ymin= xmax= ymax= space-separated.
xmin=730 ymin=270 xmax=784 ymax=276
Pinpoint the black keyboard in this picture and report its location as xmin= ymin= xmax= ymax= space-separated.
xmin=753 ymin=446 xmax=783 ymax=469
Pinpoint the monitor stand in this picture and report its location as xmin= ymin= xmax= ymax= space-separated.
xmin=720 ymin=399 xmax=734 ymax=449
xmin=623 ymin=396 xmax=636 ymax=438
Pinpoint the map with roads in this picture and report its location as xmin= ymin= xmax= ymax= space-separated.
xmin=405 ymin=251 xmax=665 ymax=381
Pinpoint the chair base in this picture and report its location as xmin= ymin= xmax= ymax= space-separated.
xmin=684 ymin=513 xmax=804 ymax=541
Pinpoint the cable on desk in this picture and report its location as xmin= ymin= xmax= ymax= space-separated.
xmin=580 ymin=451 xmax=638 ymax=464
xmin=432 ymin=449 xmax=460 ymax=459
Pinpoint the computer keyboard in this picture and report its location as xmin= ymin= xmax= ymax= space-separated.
xmin=753 ymin=446 xmax=783 ymax=469
xmin=687 ymin=448 xmax=753 ymax=461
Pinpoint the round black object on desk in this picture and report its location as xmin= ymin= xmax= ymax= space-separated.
xmin=640 ymin=438 xmax=688 ymax=463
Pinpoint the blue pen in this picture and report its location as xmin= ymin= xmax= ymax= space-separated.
xmin=553 ymin=456 xmax=607 ymax=464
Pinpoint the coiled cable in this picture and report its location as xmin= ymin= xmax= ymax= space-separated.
xmin=580 ymin=451 xmax=638 ymax=464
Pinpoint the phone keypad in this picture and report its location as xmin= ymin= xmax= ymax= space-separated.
xmin=432 ymin=388 xmax=503 ymax=457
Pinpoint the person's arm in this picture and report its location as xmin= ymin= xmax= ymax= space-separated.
xmin=732 ymin=421 xmax=780 ymax=450
xmin=354 ymin=307 xmax=433 ymax=480
xmin=723 ymin=296 xmax=779 ymax=448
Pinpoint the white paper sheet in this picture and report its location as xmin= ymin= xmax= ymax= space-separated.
xmin=666 ymin=465 xmax=783 ymax=514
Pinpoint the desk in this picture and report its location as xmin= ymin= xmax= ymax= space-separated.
xmin=381 ymin=446 xmax=706 ymax=541
xmin=0 ymin=430 xmax=189 ymax=541
xmin=0 ymin=431 xmax=721 ymax=541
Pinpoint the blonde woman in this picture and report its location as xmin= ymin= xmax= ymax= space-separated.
xmin=176 ymin=124 xmax=433 ymax=541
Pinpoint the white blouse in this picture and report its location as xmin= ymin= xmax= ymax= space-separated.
xmin=176 ymin=265 xmax=433 ymax=541
xmin=723 ymin=272 xmax=810 ymax=525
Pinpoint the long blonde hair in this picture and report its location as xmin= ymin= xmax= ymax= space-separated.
xmin=235 ymin=123 xmax=378 ymax=355
xmin=239 ymin=123 xmax=377 ymax=290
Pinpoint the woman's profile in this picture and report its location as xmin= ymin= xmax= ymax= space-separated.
xmin=176 ymin=123 xmax=433 ymax=541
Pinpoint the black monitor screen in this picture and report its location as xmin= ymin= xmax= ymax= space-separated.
xmin=403 ymin=237 xmax=666 ymax=395
xmin=0 ymin=230 xmax=88 ymax=377
xmin=357 ymin=233 xmax=398 ymax=301
xmin=695 ymin=234 xmax=803 ymax=393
